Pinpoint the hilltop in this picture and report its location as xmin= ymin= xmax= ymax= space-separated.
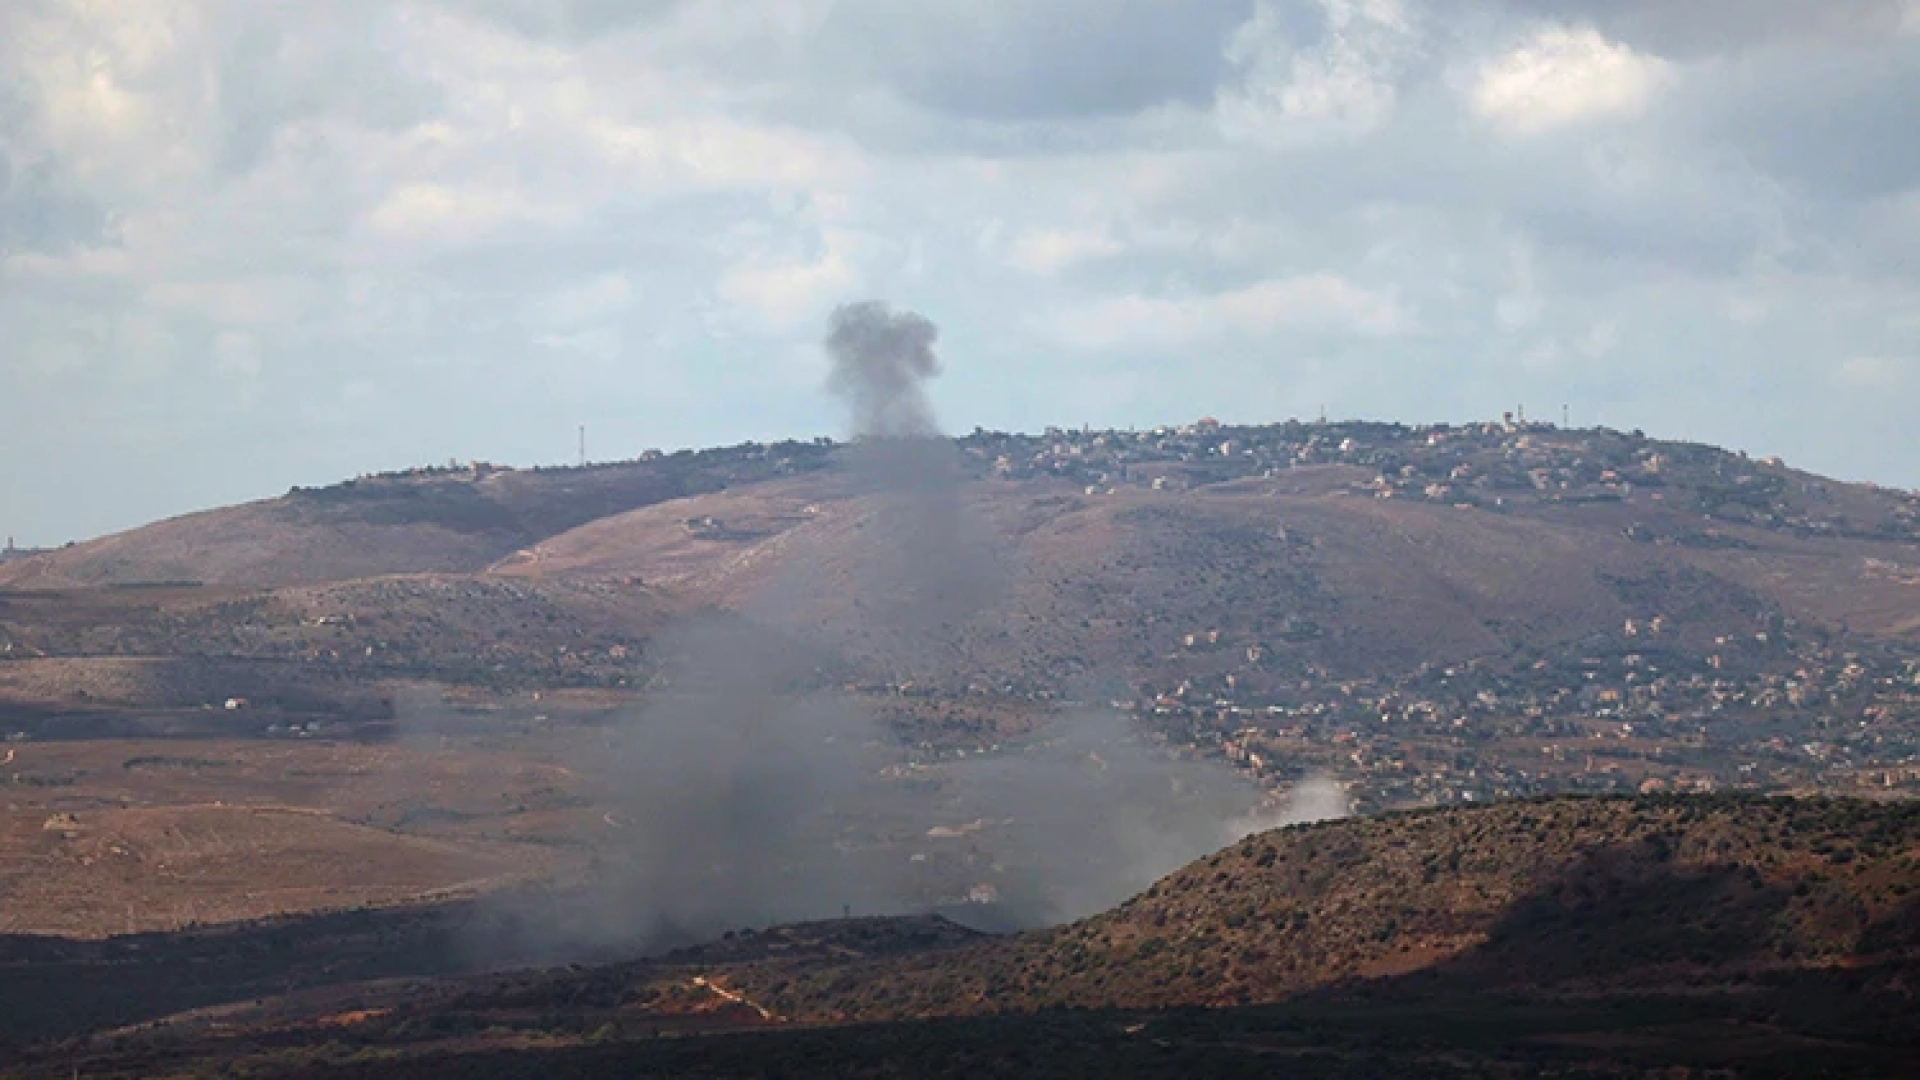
xmin=9 ymin=421 xmax=1920 ymax=671
xmin=10 ymin=421 xmax=1920 ymax=626
xmin=0 ymin=442 xmax=833 ymax=589
xmin=0 ymin=546 xmax=47 ymax=566
xmin=5 ymin=419 xmax=1920 ymax=812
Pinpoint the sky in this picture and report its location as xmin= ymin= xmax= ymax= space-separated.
xmin=2 ymin=0 xmax=1918 ymax=545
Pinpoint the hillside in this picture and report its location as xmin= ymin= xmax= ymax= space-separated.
xmin=11 ymin=423 xmax=1920 ymax=639
xmin=18 ymin=795 xmax=1919 ymax=1079
xmin=0 ymin=575 xmax=676 ymax=710
xmin=0 ymin=443 xmax=832 ymax=589
xmin=495 ymin=468 xmax=1880 ymax=687
xmin=6 ymin=420 xmax=1920 ymax=813
xmin=724 ymin=794 xmax=1920 ymax=1018
xmin=477 ymin=421 xmax=1920 ymax=693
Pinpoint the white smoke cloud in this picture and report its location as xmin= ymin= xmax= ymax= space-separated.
xmin=1226 ymin=775 xmax=1352 ymax=840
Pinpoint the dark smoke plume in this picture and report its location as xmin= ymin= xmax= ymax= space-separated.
xmin=496 ymin=300 xmax=983 ymax=952
xmin=450 ymin=300 xmax=1310 ymax=957
xmin=816 ymin=301 xmax=1007 ymax=656
xmin=825 ymin=300 xmax=943 ymax=441
xmin=576 ymin=616 xmax=899 ymax=944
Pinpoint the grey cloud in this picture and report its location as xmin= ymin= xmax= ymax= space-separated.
xmin=1492 ymin=139 xmax=1791 ymax=276
xmin=817 ymin=0 xmax=1259 ymax=121
xmin=0 ymin=149 xmax=109 ymax=256
xmin=1680 ymin=40 xmax=1920 ymax=201
xmin=213 ymin=10 xmax=443 ymax=175
xmin=451 ymin=0 xmax=685 ymax=42
xmin=451 ymin=0 xmax=1267 ymax=119
xmin=938 ymin=711 xmax=1275 ymax=924
xmin=0 ymin=77 xmax=108 ymax=257
xmin=1082 ymin=101 xmax=1778 ymax=282
xmin=1487 ymin=0 xmax=1908 ymax=58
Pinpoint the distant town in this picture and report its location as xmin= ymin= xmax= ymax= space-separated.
xmin=10 ymin=416 xmax=1920 ymax=816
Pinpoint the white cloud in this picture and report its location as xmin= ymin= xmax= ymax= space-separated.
xmin=537 ymin=272 xmax=636 ymax=329
xmin=582 ymin=116 xmax=866 ymax=195
xmin=717 ymin=239 xmax=862 ymax=330
xmin=1216 ymin=0 xmax=1417 ymax=147
xmin=363 ymin=182 xmax=579 ymax=244
xmin=147 ymin=278 xmax=320 ymax=328
xmin=3 ymin=248 xmax=136 ymax=285
xmin=1004 ymin=226 xmax=1124 ymax=276
xmin=1053 ymin=273 xmax=1410 ymax=350
xmin=1840 ymin=356 xmax=1911 ymax=387
xmin=532 ymin=325 xmax=628 ymax=363
xmin=1472 ymin=26 xmax=1673 ymax=135
xmin=212 ymin=329 xmax=262 ymax=378
xmin=1576 ymin=321 xmax=1620 ymax=359
xmin=1494 ymin=241 xmax=1543 ymax=329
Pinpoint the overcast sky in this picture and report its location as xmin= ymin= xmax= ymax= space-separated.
xmin=3 ymin=0 xmax=1918 ymax=544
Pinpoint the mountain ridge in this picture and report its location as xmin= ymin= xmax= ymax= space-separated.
xmin=5 ymin=419 xmax=1919 ymax=816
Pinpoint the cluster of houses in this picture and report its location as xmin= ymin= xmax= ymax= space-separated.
xmin=958 ymin=418 xmax=1920 ymax=544
xmin=1130 ymin=629 xmax=1920 ymax=813
xmin=277 ymin=418 xmax=1920 ymax=549
xmin=23 ymin=418 xmax=1915 ymax=815
xmin=0 ymin=538 xmax=48 ymax=565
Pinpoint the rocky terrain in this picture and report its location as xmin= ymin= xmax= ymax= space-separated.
xmin=729 ymin=793 xmax=1920 ymax=1018
xmin=3 ymin=420 xmax=1920 ymax=1078
xmin=4 ymin=420 xmax=1919 ymax=809
xmin=7 ymin=794 xmax=1916 ymax=1078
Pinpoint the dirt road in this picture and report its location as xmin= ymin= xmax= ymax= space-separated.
xmin=690 ymin=976 xmax=782 ymax=1022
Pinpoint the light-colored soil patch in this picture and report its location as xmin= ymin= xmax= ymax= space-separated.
xmin=0 ymin=803 xmax=563 ymax=936
xmin=0 ymin=736 xmax=591 ymax=937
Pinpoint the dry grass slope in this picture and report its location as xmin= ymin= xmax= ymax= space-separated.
xmin=735 ymin=795 xmax=1920 ymax=1019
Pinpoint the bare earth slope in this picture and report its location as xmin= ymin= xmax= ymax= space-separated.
xmin=0 ymin=443 xmax=831 ymax=589
xmin=5 ymin=421 xmax=1920 ymax=803
xmin=491 ymin=466 xmax=1918 ymax=688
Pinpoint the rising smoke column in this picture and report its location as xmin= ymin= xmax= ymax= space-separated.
xmin=816 ymin=302 xmax=1313 ymax=924
xmin=526 ymin=302 xmax=979 ymax=951
xmin=825 ymin=300 xmax=943 ymax=441
xmin=820 ymin=301 xmax=1007 ymax=656
xmin=583 ymin=615 xmax=894 ymax=946
xmin=487 ymin=300 xmax=1315 ymax=955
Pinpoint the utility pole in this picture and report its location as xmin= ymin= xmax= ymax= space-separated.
xmin=578 ymin=425 xmax=587 ymax=467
